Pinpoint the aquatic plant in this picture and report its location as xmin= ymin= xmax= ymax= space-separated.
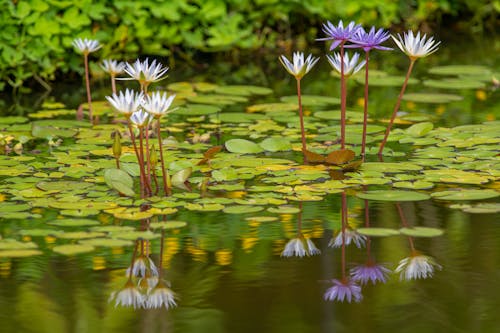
xmin=72 ymin=38 xmax=101 ymax=123
xmin=101 ymin=59 xmax=126 ymax=94
xmin=396 ymin=253 xmax=442 ymax=280
xmin=324 ymin=278 xmax=363 ymax=303
xmin=279 ymin=52 xmax=319 ymax=162
xmin=318 ymin=20 xmax=361 ymax=149
xmin=347 ymin=27 xmax=392 ymax=159
xmin=350 ymin=262 xmax=391 ymax=285
xmin=123 ymin=58 xmax=169 ymax=94
xmin=142 ymin=91 xmax=177 ymax=196
xmin=378 ymin=30 xmax=441 ymax=155
xmin=281 ymin=235 xmax=321 ymax=258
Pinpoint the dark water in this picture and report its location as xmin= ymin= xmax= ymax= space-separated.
xmin=0 ymin=34 xmax=499 ymax=333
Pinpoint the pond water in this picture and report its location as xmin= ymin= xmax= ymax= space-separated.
xmin=0 ymin=34 xmax=499 ymax=333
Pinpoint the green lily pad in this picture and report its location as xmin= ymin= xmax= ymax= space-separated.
xmin=187 ymin=94 xmax=247 ymax=105
xmin=431 ymin=189 xmax=499 ymax=201
xmin=53 ymin=244 xmax=95 ymax=255
xmin=400 ymin=227 xmax=444 ymax=237
xmin=259 ymin=137 xmax=292 ymax=152
xmin=244 ymin=216 xmax=279 ymax=222
xmin=267 ymin=206 xmax=301 ymax=214
xmin=247 ymin=103 xmax=298 ymax=113
xmin=402 ymin=93 xmax=463 ymax=103
xmin=223 ymin=206 xmax=264 ymax=214
xmin=175 ymin=104 xmax=221 ymax=115
xmin=357 ymin=227 xmax=400 ymax=237
xmin=78 ymin=238 xmax=134 ymax=247
xmin=217 ymin=112 xmax=267 ymax=123
xmin=215 ymin=85 xmax=272 ymax=96
xmin=149 ymin=221 xmax=188 ymax=229
xmin=225 ymin=139 xmax=264 ymax=154
xmin=110 ymin=231 xmax=160 ymax=240
xmin=57 ymin=232 xmax=106 ymax=239
xmin=428 ymin=65 xmax=492 ymax=76
xmin=406 ymin=122 xmax=434 ymax=137
xmin=280 ymin=95 xmax=340 ymax=106
xmin=104 ymin=168 xmax=135 ymax=197
xmin=423 ymin=79 xmax=485 ymax=90
xmin=0 ymin=250 xmax=43 ymax=258
xmin=48 ymin=219 xmax=100 ymax=227
xmin=356 ymin=190 xmax=430 ymax=201
xmin=355 ymin=75 xmax=419 ymax=87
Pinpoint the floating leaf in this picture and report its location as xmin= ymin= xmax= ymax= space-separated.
xmin=171 ymin=167 xmax=192 ymax=191
xmin=403 ymin=93 xmax=463 ymax=103
xmin=247 ymin=103 xmax=298 ymax=113
xmin=245 ymin=216 xmax=278 ymax=222
xmin=0 ymin=250 xmax=43 ymax=258
xmin=357 ymin=227 xmax=400 ymax=237
xmin=225 ymin=139 xmax=264 ymax=154
xmin=215 ymin=85 xmax=272 ymax=96
xmin=423 ymin=79 xmax=485 ymax=90
xmin=405 ymin=122 xmax=434 ymax=137
xmin=104 ymin=168 xmax=135 ymax=197
xmin=223 ymin=206 xmax=264 ymax=214
xmin=48 ymin=218 xmax=100 ymax=227
xmin=53 ymin=244 xmax=95 ymax=255
xmin=280 ymin=95 xmax=340 ymax=106
xmin=303 ymin=150 xmax=325 ymax=163
xmin=428 ymin=65 xmax=492 ymax=76
xmin=149 ymin=221 xmax=188 ymax=229
xmin=400 ymin=227 xmax=444 ymax=237
xmin=267 ymin=206 xmax=301 ymax=214
xmin=431 ymin=189 xmax=499 ymax=201
xmin=78 ymin=238 xmax=134 ymax=247
xmin=326 ymin=149 xmax=355 ymax=165
xmin=259 ymin=137 xmax=292 ymax=152
xmin=356 ymin=190 xmax=430 ymax=201
xmin=355 ymin=75 xmax=419 ymax=87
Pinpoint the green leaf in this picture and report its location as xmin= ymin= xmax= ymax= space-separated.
xmin=104 ymin=168 xmax=135 ymax=197
xmin=225 ymin=139 xmax=264 ymax=154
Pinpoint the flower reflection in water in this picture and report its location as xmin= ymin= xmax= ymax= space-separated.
xmin=146 ymin=280 xmax=177 ymax=310
xmin=396 ymin=253 xmax=442 ymax=281
xmin=350 ymin=262 xmax=391 ymax=285
xmin=110 ymin=279 xmax=145 ymax=309
xmin=329 ymin=228 xmax=367 ymax=248
xmin=324 ymin=278 xmax=363 ymax=303
xmin=126 ymin=240 xmax=159 ymax=278
xmin=281 ymin=235 xmax=321 ymax=258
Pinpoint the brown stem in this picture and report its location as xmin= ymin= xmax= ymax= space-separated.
xmin=396 ymin=203 xmax=416 ymax=252
xmin=115 ymin=157 xmax=120 ymax=169
xmin=159 ymin=229 xmax=165 ymax=278
xmin=157 ymin=119 xmax=171 ymax=196
xmin=127 ymin=123 xmax=151 ymax=196
xmin=152 ymin=168 xmax=159 ymax=195
xmin=378 ymin=59 xmax=416 ymax=155
xmin=128 ymin=240 xmax=139 ymax=280
xmin=111 ymin=73 xmax=117 ymax=95
xmin=340 ymin=43 xmax=346 ymax=149
xmin=361 ymin=51 xmax=370 ymax=160
xmin=138 ymin=127 xmax=149 ymax=197
xmin=83 ymin=53 xmax=93 ymax=123
xmin=296 ymin=78 xmax=307 ymax=161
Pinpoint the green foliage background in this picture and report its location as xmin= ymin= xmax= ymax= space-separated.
xmin=1 ymin=0 xmax=498 ymax=91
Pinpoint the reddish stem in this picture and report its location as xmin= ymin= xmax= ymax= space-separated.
xmin=340 ymin=43 xmax=346 ymax=149
xmin=341 ymin=192 xmax=347 ymax=279
xmin=83 ymin=53 xmax=93 ymax=123
xmin=396 ymin=203 xmax=416 ymax=252
xmin=296 ymin=78 xmax=307 ymax=161
xmin=111 ymin=74 xmax=117 ymax=95
xmin=361 ymin=51 xmax=370 ymax=160
xmin=127 ymin=123 xmax=147 ymax=196
xmin=157 ymin=119 xmax=171 ymax=196
xmin=378 ymin=59 xmax=416 ymax=155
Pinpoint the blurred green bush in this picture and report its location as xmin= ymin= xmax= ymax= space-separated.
xmin=1 ymin=0 xmax=498 ymax=92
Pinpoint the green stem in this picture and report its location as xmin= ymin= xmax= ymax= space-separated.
xmin=127 ymin=123 xmax=149 ymax=197
xmin=378 ymin=59 xmax=416 ymax=155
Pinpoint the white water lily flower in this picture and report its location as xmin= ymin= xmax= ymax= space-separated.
xmin=101 ymin=59 xmax=126 ymax=75
xmin=142 ymin=91 xmax=176 ymax=119
xmin=392 ymin=30 xmax=440 ymax=60
xmin=72 ymin=38 xmax=101 ymax=54
xmin=396 ymin=253 xmax=442 ymax=280
xmin=106 ymin=89 xmax=144 ymax=118
xmin=146 ymin=280 xmax=177 ymax=310
xmin=130 ymin=110 xmax=150 ymax=127
xmin=123 ymin=58 xmax=169 ymax=85
xmin=109 ymin=280 xmax=145 ymax=309
xmin=126 ymin=255 xmax=159 ymax=278
xmin=326 ymin=52 xmax=366 ymax=77
xmin=281 ymin=235 xmax=321 ymax=258
xmin=279 ymin=52 xmax=319 ymax=79
xmin=329 ymin=229 xmax=367 ymax=248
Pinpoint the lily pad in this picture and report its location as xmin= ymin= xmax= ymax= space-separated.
xmin=223 ymin=206 xmax=264 ymax=214
xmin=104 ymin=168 xmax=135 ymax=197
xmin=423 ymin=79 xmax=485 ymax=90
xmin=356 ymin=190 xmax=430 ymax=201
xmin=431 ymin=189 xmax=499 ymax=201
xmin=53 ymin=244 xmax=95 ymax=255
xmin=357 ymin=227 xmax=400 ymax=237
xmin=428 ymin=65 xmax=492 ymax=76
xmin=259 ymin=137 xmax=292 ymax=152
xmin=400 ymin=227 xmax=444 ymax=237
xmin=402 ymin=93 xmax=463 ymax=103
xmin=0 ymin=250 xmax=43 ymax=258
xmin=48 ymin=219 xmax=100 ymax=227
xmin=280 ymin=95 xmax=340 ymax=106
xmin=78 ymin=238 xmax=134 ymax=247
xmin=225 ymin=139 xmax=264 ymax=154
xmin=149 ymin=221 xmax=188 ymax=229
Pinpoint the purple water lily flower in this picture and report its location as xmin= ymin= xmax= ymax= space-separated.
xmin=324 ymin=278 xmax=362 ymax=303
xmin=346 ymin=27 xmax=393 ymax=52
xmin=318 ymin=20 xmax=362 ymax=50
xmin=350 ymin=262 xmax=391 ymax=285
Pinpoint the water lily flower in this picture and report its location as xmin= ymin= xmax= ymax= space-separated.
xmin=281 ymin=235 xmax=321 ymax=258
xmin=123 ymin=58 xmax=169 ymax=92
xmin=346 ymin=27 xmax=393 ymax=52
xmin=142 ymin=91 xmax=176 ymax=119
xmin=395 ymin=253 xmax=442 ymax=280
xmin=326 ymin=52 xmax=366 ymax=77
xmin=109 ymin=279 xmax=145 ymax=309
xmin=392 ymin=30 xmax=441 ymax=60
xmin=130 ymin=110 xmax=150 ymax=127
xmin=350 ymin=262 xmax=391 ymax=285
xmin=106 ymin=89 xmax=144 ymax=119
xmin=126 ymin=254 xmax=159 ymax=278
xmin=101 ymin=59 xmax=126 ymax=75
xmin=72 ymin=38 xmax=101 ymax=54
xmin=329 ymin=229 xmax=367 ymax=248
xmin=279 ymin=52 xmax=319 ymax=80
xmin=146 ymin=280 xmax=177 ymax=310
xmin=324 ymin=278 xmax=362 ymax=303
xmin=317 ymin=20 xmax=362 ymax=50
xmin=378 ymin=31 xmax=441 ymax=155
